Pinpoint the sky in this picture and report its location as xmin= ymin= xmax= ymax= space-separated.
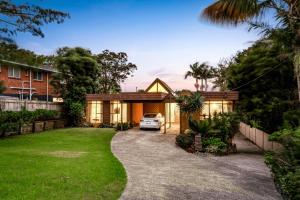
xmin=14 ymin=0 xmax=259 ymax=91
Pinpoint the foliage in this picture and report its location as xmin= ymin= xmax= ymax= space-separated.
xmin=202 ymin=137 xmax=227 ymax=154
xmin=282 ymin=109 xmax=300 ymax=130
xmin=0 ymin=128 xmax=126 ymax=199
xmin=188 ymin=118 xmax=210 ymax=137
xmin=185 ymin=62 xmax=214 ymax=91
xmin=0 ymin=42 xmax=52 ymax=66
xmin=0 ymin=109 xmax=60 ymax=137
xmin=0 ymin=80 xmax=6 ymax=94
xmin=67 ymin=102 xmax=84 ymax=127
xmin=201 ymin=0 xmax=300 ymax=104
xmin=210 ymin=112 xmax=240 ymax=143
xmin=115 ymin=122 xmax=133 ymax=131
xmin=226 ymin=39 xmax=297 ymax=133
xmin=176 ymin=132 xmax=194 ymax=150
xmin=95 ymin=50 xmax=137 ymax=93
xmin=175 ymin=91 xmax=204 ymax=116
xmin=212 ymin=59 xmax=231 ymax=91
xmin=0 ymin=0 xmax=69 ymax=41
xmin=51 ymin=47 xmax=100 ymax=126
xmin=265 ymin=128 xmax=300 ymax=200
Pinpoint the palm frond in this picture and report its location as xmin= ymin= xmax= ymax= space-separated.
xmin=202 ymin=0 xmax=260 ymax=25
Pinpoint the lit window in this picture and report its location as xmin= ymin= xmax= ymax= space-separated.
xmin=88 ymin=101 xmax=103 ymax=123
xmin=34 ymin=71 xmax=43 ymax=80
xmin=8 ymin=66 xmax=21 ymax=78
xmin=110 ymin=101 xmax=127 ymax=124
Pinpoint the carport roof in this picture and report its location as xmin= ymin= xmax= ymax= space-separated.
xmin=86 ymin=92 xmax=170 ymax=101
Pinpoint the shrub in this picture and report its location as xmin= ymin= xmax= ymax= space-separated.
xmin=115 ymin=122 xmax=131 ymax=131
xmin=202 ymin=137 xmax=227 ymax=155
xmin=68 ymin=102 xmax=84 ymax=126
xmin=266 ymin=127 xmax=300 ymax=199
xmin=176 ymin=132 xmax=194 ymax=150
xmin=282 ymin=109 xmax=300 ymax=130
xmin=188 ymin=118 xmax=210 ymax=137
xmin=33 ymin=109 xmax=60 ymax=121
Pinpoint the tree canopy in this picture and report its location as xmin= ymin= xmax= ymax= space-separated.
xmin=0 ymin=0 xmax=69 ymax=41
xmin=95 ymin=50 xmax=137 ymax=93
xmin=226 ymin=36 xmax=297 ymax=132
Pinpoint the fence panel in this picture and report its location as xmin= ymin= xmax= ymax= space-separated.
xmin=0 ymin=99 xmax=62 ymax=112
xmin=239 ymin=122 xmax=282 ymax=151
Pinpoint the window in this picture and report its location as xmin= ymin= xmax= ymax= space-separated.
xmin=110 ymin=101 xmax=127 ymax=124
xmin=8 ymin=66 xmax=21 ymax=78
xmin=33 ymin=71 xmax=43 ymax=81
xmin=87 ymin=101 xmax=103 ymax=123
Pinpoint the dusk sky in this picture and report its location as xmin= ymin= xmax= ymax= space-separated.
xmin=15 ymin=0 xmax=259 ymax=91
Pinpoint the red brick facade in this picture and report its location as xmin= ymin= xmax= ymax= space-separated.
xmin=0 ymin=65 xmax=57 ymax=101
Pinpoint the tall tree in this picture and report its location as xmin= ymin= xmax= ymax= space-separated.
xmin=185 ymin=62 xmax=211 ymax=91
xmin=51 ymin=47 xmax=100 ymax=126
xmin=226 ymin=39 xmax=296 ymax=132
xmin=212 ymin=59 xmax=231 ymax=91
xmin=0 ymin=0 xmax=69 ymax=41
xmin=202 ymin=0 xmax=300 ymax=101
xmin=95 ymin=50 xmax=137 ymax=94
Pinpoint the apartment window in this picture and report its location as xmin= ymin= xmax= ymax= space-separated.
xmin=8 ymin=66 xmax=21 ymax=78
xmin=33 ymin=71 xmax=43 ymax=81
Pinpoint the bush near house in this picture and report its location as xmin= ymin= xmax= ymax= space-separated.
xmin=176 ymin=112 xmax=240 ymax=155
xmin=265 ymin=127 xmax=300 ymax=200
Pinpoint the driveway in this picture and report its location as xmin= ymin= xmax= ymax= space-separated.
xmin=111 ymin=129 xmax=281 ymax=200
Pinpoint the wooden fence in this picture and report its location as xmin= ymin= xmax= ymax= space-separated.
xmin=239 ymin=122 xmax=283 ymax=151
xmin=0 ymin=99 xmax=62 ymax=111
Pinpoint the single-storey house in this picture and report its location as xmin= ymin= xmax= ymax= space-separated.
xmin=86 ymin=78 xmax=238 ymax=134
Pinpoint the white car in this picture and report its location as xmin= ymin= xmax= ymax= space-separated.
xmin=140 ymin=113 xmax=163 ymax=130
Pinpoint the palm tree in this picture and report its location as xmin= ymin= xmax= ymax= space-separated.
xmin=185 ymin=62 xmax=202 ymax=91
xmin=202 ymin=65 xmax=215 ymax=91
xmin=185 ymin=62 xmax=211 ymax=91
xmin=202 ymin=0 xmax=300 ymax=101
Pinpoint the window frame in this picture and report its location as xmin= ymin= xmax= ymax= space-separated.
xmin=33 ymin=71 xmax=43 ymax=81
xmin=8 ymin=66 xmax=21 ymax=78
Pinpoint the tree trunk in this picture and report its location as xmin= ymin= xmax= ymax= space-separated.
xmin=195 ymin=79 xmax=199 ymax=91
xmin=205 ymin=79 xmax=208 ymax=91
xmin=201 ymin=79 xmax=204 ymax=91
xmin=294 ymin=48 xmax=300 ymax=102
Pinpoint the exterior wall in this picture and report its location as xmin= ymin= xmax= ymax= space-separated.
xmin=103 ymin=101 xmax=110 ymax=124
xmin=239 ymin=122 xmax=283 ymax=151
xmin=132 ymin=103 xmax=143 ymax=124
xmin=143 ymin=103 xmax=165 ymax=115
xmin=0 ymin=65 xmax=57 ymax=100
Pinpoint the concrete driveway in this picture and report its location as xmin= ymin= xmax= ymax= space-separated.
xmin=111 ymin=129 xmax=281 ymax=200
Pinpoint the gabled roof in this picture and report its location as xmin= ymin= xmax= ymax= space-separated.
xmin=145 ymin=78 xmax=174 ymax=94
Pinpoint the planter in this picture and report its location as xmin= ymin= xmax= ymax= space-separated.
xmin=54 ymin=119 xmax=65 ymax=129
xmin=34 ymin=121 xmax=45 ymax=133
xmin=45 ymin=120 xmax=55 ymax=131
xmin=194 ymin=135 xmax=202 ymax=152
xmin=21 ymin=123 xmax=33 ymax=134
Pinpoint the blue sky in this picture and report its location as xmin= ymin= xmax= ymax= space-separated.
xmin=15 ymin=0 xmax=259 ymax=91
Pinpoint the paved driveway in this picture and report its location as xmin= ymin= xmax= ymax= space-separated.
xmin=111 ymin=129 xmax=281 ymax=200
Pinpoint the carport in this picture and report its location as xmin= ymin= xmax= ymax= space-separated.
xmin=86 ymin=92 xmax=177 ymax=134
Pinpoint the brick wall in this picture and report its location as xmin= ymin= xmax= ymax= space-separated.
xmin=0 ymin=65 xmax=57 ymax=98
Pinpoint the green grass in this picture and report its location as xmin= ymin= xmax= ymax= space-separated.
xmin=0 ymin=128 xmax=126 ymax=200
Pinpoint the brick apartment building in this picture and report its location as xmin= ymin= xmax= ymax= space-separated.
xmin=0 ymin=60 xmax=59 ymax=101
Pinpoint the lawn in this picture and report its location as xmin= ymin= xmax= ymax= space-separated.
xmin=0 ymin=128 xmax=126 ymax=200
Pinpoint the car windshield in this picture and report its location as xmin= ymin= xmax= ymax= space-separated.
xmin=144 ymin=114 xmax=157 ymax=118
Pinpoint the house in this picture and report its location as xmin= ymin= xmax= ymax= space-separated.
xmin=86 ymin=78 xmax=239 ymax=134
xmin=0 ymin=60 xmax=59 ymax=101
